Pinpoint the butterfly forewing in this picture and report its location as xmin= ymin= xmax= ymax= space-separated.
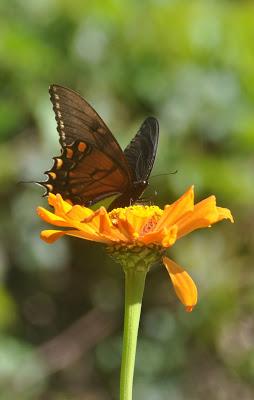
xmin=49 ymin=85 xmax=131 ymax=170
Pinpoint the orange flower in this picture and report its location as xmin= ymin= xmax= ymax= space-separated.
xmin=37 ymin=186 xmax=233 ymax=312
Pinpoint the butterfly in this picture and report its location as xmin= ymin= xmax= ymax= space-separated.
xmin=40 ymin=85 xmax=159 ymax=211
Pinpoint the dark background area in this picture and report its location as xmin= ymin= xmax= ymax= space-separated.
xmin=0 ymin=1 xmax=254 ymax=399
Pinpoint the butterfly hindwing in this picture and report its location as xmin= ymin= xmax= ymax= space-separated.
xmin=124 ymin=117 xmax=159 ymax=182
xmin=107 ymin=117 xmax=159 ymax=210
xmin=44 ymin=140 xmax=129 ymax=205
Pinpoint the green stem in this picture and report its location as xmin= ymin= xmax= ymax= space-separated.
xmin=120 ymin=267 xmax=147 ymax=400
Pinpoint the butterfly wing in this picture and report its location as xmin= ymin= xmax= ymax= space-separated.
xmin=107 ymin=117 xmax=159 ymax=210
xmin=49 ymin=85 xmax=128 ymax=163
xmin=43 ymin=141 xmax=131 ymax=205
xmin=124 ymin=117 xmax=159 ymax=182
xmin=41 ymin=85 xmax=132 ymax=205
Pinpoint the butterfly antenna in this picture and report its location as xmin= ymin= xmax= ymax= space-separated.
xmin=17 ymin=181 xmax=49 ymax=198
xmin=17 ymin=180 xmax=46 ymax=188
xmin=150 ymin=170 xmax=178 ymax=179
xmin=17 ymin=180 xmax=42 ymax=185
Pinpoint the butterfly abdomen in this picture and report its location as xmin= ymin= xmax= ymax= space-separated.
xmin=108 ymin=180 xmax=148 ymax=211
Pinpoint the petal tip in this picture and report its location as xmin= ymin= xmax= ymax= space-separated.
xmin=99 ymin=206 xmax=107 ymax=214
xmin=185 ymin=305 xmax=195 ymax=312
xmin=228 ymin=211 xmax=234 ymax=223
xmin=163 ymin=256 xmax=198 ymax=311
xmin=36 ymin=207 xmax=42 ymax=215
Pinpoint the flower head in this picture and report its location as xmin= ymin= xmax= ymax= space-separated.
xmin=37 ymin=186 xmax=233 ymax=312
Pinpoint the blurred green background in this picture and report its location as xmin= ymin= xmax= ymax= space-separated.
xmin=1 ymin=0 xmax=254 ymax=399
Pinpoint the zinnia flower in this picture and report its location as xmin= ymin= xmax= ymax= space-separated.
xmin=37 ymin=186 xmax=233 ymax=312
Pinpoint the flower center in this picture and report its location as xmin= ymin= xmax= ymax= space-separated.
xmin=109 ymin=205 xmax=163 ymax=220
xmin=140 ymin=216 xmax=158 ymax=235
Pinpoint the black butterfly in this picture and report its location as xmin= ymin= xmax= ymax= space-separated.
xmin=40 ymin=85 xmax=159 ymax=211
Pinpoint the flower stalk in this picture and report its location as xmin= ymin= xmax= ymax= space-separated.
xmin=120 ymin=265 xmax=147 ymax=400
xmin=108 ymin=246 xmax=161 ymax=400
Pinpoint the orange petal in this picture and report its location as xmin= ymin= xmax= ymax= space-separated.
xmin=112 ymin=216 xmax=135 ymax=241
xmin=94 ymin=208 xmax=130 ymax=242
xmin=66 ymin=230 xmax=112 ymax=243
xmin=141 ymin=225 xmax=178 ymax=247
xmin=98 ymin=209 xmax=112 ymax=234
xmin=48 ymin=193 xmax=72 ymax=216
xmin=37 ymin=207 xmax=72 ymax=227
xmin=156 ymin=186 xmax=194 ymax=231
xmin=177 ymin=196 xmax=232 ymax=239
xmin=47 ymin=193 xmax=57 ymax=207
xmin=54 ymin=194 xmax=73 ymax=216
xmin=79 ymin=207 xmax=126 ymax=242
xmin=98 ymin=210 xmax=126 ymax=241
xmin=66 ymin=204 xmax=94 ymax=221
xmin=123 ymin=209 xmax=149 ymax=240
xmin=40 ymin=228 xmax=111 ymax=244
xmin=161 ymin=227 xmax=178 ymax=248
xmin=40 ymin=229 xmax=68 ymax=243
xmin=162 ymin=256 xmax=198 ymax=312
xmin=217 ymin=207 xmax=234 ymax=223
xmin=81 ymin=207 xmax=111 ymax=234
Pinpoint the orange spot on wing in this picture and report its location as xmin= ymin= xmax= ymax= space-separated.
xmin=55 ymin=158 xmax=63 ymax=169
xmin=45 ymin=184 xmax=53 ymax=192
xmin=48 ymin=172 xmax=56 ymax=179
xmin=66 ymin=148 xmax=74 ymax=159
xmin=78 ymin=142 xmax=87 ymax=152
